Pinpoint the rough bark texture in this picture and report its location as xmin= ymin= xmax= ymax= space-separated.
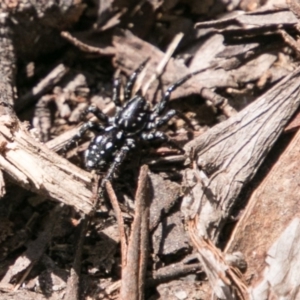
xmin=225 ymin=128 xmax=300 ymax=297
xmin=182 ymin=66 xmax=300 ymax=242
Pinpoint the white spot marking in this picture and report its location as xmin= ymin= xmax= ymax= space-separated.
xmin=100 ymin=150 xmax=105 ymax=154
xmin=117 ymin=132 xmax=123 ymax=139
xmin=115 ymin=157 xmax=121 ymax=163
xmin=106 ymin=142 xmax=113 ymax=149
xmin=124 ymin=120 xmax=128 ymax=127
xmin=105 ymin=126 xmax=113 ymax=131
xmin=87 ymin=161 xmax=94 ymax=167
xmin=132 ymin=123 xmax=136 ymax=127
xmin=95 ymin=136 xmax=102 ymax=143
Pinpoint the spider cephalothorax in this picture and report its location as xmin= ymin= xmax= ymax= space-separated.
xmin=63 ymin=61 xmax=198 ymax=183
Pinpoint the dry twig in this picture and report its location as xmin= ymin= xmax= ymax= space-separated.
xmin=120 ymin=165 xmax=151 ymax=300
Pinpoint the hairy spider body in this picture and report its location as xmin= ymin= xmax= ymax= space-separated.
xmin=115 ymin=95 xmax=150 ymax=133
xmin=84 ymin=127 xmax=124 ymax=170
xmin=63 ymin=61 xmax=199 ymax=184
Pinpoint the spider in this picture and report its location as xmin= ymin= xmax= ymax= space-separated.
xmin=63 ymin=61 xmax=199 ymax=184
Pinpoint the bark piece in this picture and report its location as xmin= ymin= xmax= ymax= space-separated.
xmin=61 ymin=31 xmax=115 ymax=56
xmin=225 ymin=129 xmax=300 ymax=290
xmin=147 ymin=262 xmax=202 ymax=287
xmin=250 ymin=218 xmax=300 ymax=299
xmin=195 ymin=10 xmax=297 ymax=31
xmin=65 ymin=216 xmax=87 ymax=300
xmin=0 ymin=12 xmax=93 ymax=214
xmin=182 ymin=66 xmax=300 ymax=242
xmin=112 ymin=30 xmax=217 ymax=101
xmin=187 ymin=219 xmax=247 ymax=300
xmin=32 ymin=95 xmax=54 ymax=143
xmin=0 ymin=117 xmax=94 ymax=214
xmin=120 ymin=165 xmax=151 ymax=300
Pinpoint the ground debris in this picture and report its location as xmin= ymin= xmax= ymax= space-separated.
xmin=0 ymin=0 xmax=299 ymax=299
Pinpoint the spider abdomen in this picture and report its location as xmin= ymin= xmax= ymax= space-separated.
xmin=84 ymin=127 xmax=124 ymax=170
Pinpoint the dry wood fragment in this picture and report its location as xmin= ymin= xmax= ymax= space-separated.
xmin=182 ymin=66 xmax=300 ymax=243
xmin=0 ymin=168 xmax=6 ymax=197
xmin=142 ymin=32 xmax=184 ymax=95
xmin=112 ymin=30 xmax=225 ymax=102
xmin=285 ymin=109 xmax=300 ymax=132
xmin=0 ymin=11 xmax=94 ymax=214
xmin=120 ymin=165 xmax=151 ymax=300
xmin=225 ymin=128 xmax=300 ymax=294
xmin=195 ymin=9 xmax=297 ymax=30
xmin=32 ymin=95 xmax=54 ymax=143
xmin=249 ymin=218 xmax=300 ymax=299
xmin=188 ymin=219 xmax=247 ymax=300
xmin=287 ymin=0 xmax=300 ymax=19
xmin=0 ymin=118 xmax=94 ymax=214
xmin=65 ymin=216 xmax=88 ymax=300
xmin=61 ymin=31 xmax=115 ymax=56
xmin=182 ymin=160 xmax=247 ymax=299
xmin=147 ymin=262 xmax=202 ymax=287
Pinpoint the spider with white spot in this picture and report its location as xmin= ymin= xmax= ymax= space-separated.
xmin=63 ymin=61 xmax=200 ymax=185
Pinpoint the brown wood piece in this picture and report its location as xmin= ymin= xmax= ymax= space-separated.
xmin=182 ymin=66 xmax=300 ymax=242
xmin=0 ymin=119 xmax=94 ymax=214
xmin=225 ymin=128 xmax=300 ymax=286
xmin=120 ymin=165 xmax=151 ymax=300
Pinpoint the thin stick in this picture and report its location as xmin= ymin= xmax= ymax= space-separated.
xmin=120 ymin=165 xmax=150 ymax=300
xmin=142 ymin=32 xmax=184 ymax=95
xmin=65 ymin=216 xmax=88 ymax=300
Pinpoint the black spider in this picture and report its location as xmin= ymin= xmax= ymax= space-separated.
xmin=63 ymin=61 xmax=199 ymax=184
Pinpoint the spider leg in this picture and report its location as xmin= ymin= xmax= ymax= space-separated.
xmin=124 ymin=58 xmax=149 ymax=101
xmin=62 ymin=121 xmax=105 ymax=153
xmin=147 ymin=109 xmax=176 ymax=130
xmin=84 ymin=105 xmax=109 ymax=124
xmin=141 ymin=131 xmax=184 ymax=153
xmin=153 ymin=72 xmax=197 ymax=118
xmin=102 ymin=138 xmax=135 ymax=185
xmin=112 ymin=77 xmax=121 ymax=107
